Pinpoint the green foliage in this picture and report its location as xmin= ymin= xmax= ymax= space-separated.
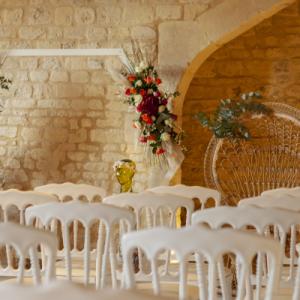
xmin=0 ymin=76 xmax=11 ymax=90
xmin=195 ymin=91 xmax=273 ymax=140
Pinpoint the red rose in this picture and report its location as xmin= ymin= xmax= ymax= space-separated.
xmin=141 ymin=114 xmax=153 ymax=124
xmin=125 ymin=88 xmax=131 ymax=96
xmin=127 ymin=74 xmax=136 ymax=82
xmin=156 ymin=78 xmax=162 ymax=85
xmin=140 ymin=89 xmax=146 ymax=96
xmin=156 ymin=148 xmax=165 ymax=155
xmin=139 ymin=136 xmax=147 ymax=143
xmin=145 ymin=77 xmax=152 ymax=84
xmin=147 ymin=135 xmax=156 ymax=141
xmin=161 ymin=99 xmax=168 ymax=105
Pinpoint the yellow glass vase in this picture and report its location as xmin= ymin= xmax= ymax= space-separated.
xmin=114 ymin=159 xmax=136 ymax=193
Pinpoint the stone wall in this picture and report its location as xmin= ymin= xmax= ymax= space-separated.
xmin=182 ymin=1 xmax=300 ymax=187
xmin=0 ymin=0 xmax=220 ymax=193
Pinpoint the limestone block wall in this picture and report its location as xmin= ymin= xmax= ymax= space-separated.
xmin=182 ymin=1 xmax=300 ymax=187
xmin=0 ymin=0 xmax=220 ymax=193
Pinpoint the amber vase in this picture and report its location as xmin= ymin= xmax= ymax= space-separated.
xmin=114 ymin=159 xmax=136 ymax=193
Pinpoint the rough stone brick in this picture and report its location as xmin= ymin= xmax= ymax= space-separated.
xmin=19 ymin=27 xmax=45 ymax=39
xmin=87 ymin=27 xmax=106 ymax=40
xmin=2 ymin=8 xmax=23 ymax=25
xmin=19 ymin=58 xmax=38 ymax=69
xmin=0 ymin=127 xmax=17 ymax=138
xmin=68 ymin=128 xmax=87 ymax=143
xmin=88 ymin=99 xmax=103 ymax=110
xmin=156 ymin=5 xmax=181 ymax=20
xmin=71 ymin=71 xmax=89 ymax=83
xmin=67 ymin=151 xmax=87 ymax=162
xmin=21 ymin=128 xmax=41 ymax=141
xmin=123 ymin=5 xmax=155 ymax=25
xmin=131 ymin=26 xmax=156 ymax=40
xmin=30 ymin=71 xmax=49 ymax=82
xmin=50 ymin=71 xmax=68 ymax=82
xmin=25 ymin=7 xmax=52 ymax=25
xmin=75 ymin=7 xmax=95 ymax=25
xmin=44 ymin=128 xmax=68 ymax=143
xmin=96 ymin=6 xmax=122 ymax=26
xmin=64 ymin=27 xmax=86 ymax=39
xmin=54 ymin=83 xmax=83 ymax=98
xmin=54 ymin=7 xmax=73 ymax=26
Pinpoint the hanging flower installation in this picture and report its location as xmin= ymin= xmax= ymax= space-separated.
xmin=122 ymin=61 xmax=184 ymax=163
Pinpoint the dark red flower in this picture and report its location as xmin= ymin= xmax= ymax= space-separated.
xmin=125 ymin=88 xmax=131 ymax=96
xmin=156 ymin=148 xmax=165 ymax=155
xmin=161 ymin=98 xmax=168 ymax=105
xmin=139 ymin=136 xmax=147 ymax=143
xmin=147 ymin=135 xmax=156 ymax=141
xmin=170 ymin=113 xmax=178 ymax=120
xmin=137 ymin=95 xmax=159 ymax=116
xmin=140 ymin=89 xmax=146 ymax=96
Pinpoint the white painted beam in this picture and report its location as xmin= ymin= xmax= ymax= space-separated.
xmin=0 ymin=48 xmax=131 ymax=68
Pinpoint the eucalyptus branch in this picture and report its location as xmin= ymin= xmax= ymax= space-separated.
xmin=195 ymin=91 xmax=273 ymax=140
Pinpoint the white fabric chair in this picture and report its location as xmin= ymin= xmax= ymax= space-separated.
xmin=0 ymin=222 xmax=56 ymax=284
xmin=192 ymin=206 xmax=300 ymax=295
xmin=104 ymin=191 xmax=195 ymax=281
xmin=25 ymin=201 xmax=135 ymax=289
xmin=122 ymin=226 xmax=281 ymax=300
xmin=34 ymin=182 xmax=107 ymax=202
xmin=148 ymin=184 xmax=221 ymax=208
xmin=0 ymin=280 xmax=166 ymax=300
xmin=261 ymin=187 xmax=300 ymax=198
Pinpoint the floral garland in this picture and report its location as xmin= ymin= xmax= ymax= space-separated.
xmin=122 ymin=61 xmax=184 ymax=157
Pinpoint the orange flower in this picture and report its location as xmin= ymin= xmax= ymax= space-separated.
xmin=141 ymin=114 xmax=153 ymax=124
xmin=127 ymin=74 xmax=136 ymax=82
xmin=130 ymin=88 xmax=137 ymax=94
xmin=155 ymin=78 xmax=162 ymax=85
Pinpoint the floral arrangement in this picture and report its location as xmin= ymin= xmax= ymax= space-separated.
xmin=122 ymin=61 xmax=184 ymax=157
xmin=195 ymin=91 xmax=273 ymax=140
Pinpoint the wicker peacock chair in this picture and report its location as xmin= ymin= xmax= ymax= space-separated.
xmin=204 ymin=102 xmax=300 ymax=206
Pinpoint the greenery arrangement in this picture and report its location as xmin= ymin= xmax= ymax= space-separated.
xmin=0 ymin=76 xmax=11 ymax=91
xmin=195 ymin=91 xmax=273 ymax=140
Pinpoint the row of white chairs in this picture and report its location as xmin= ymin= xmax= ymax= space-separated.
xmin=2 ymin=198 xmax=300 ymax=299
xmin=0 ymin=183 xmax=299 ymax=299
xmin=0 ymin=183 xmax=220 ymax=285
